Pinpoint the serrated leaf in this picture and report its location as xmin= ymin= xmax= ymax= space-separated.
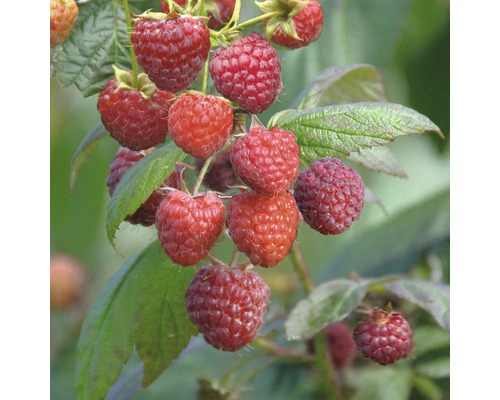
xmin=351 ymin=367 xmax=413 ymax=400
xmin=75 ymin=241 xmax=193 ymax=400
xmin=106 ymin=141 xmax=186 ymax=245
xmin=383 ymin=279 xmax=450 ymax=332
xmin=51 ymin=0 xmax=132 ymax=97
xmin=285 ymin=279 xmax=368 ymax=340
xmin=70 ymin=123 xmax=109 ymax=191
xmin=348 ymin=146 xmax=407 ymax=178
xmin=268 ymin=102 xmax=444 ymax=164
xmin=295 ymin=64 xmax=387 ymax=110
xmin=135 ymin=263 xmax=198 ymax=387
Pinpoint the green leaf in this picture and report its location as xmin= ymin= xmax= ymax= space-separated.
xmin=106 ymin=141 xmax=186 ymax=245
xmin=383 ymin=279 xmax=450 ymax=332
xmin=351 ymin=367 xmax=413 ymax=400
xmin=135 ymin=262 xmax=198 ymax=387
xmin=75 ymin=241 xmax=194 ymax=400
xmin=347 ymin=146 xmax=407 ymax=177
xmin=268 ymin=102 xmax=444 ymax=164
xmin=285 ymin=279 xmax=368 ymax=340
xmin=415 ymin=357 xmax=450 ymax=379
xmin=412 ymin=374 xmax=444 ymax=400
xmin=51 ymin=0 xmax=132 ymax=97
xmin=412 ymin=325 xmax=450 ymax=358
xmin=295 ymin=64 xmax=387 ymax=110
xmin=70 ymin=123 xmax=109 ymax=192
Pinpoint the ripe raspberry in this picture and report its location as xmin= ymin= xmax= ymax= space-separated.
xmin=168 ymin=93 xmax=234 ymax=159
xmin=209 ymin=32 xmax=282 ymax=114
xmin=156 ymin=191 xmax=226 ymax=266
xmin=353 ymin=308 xmax=413 ymax=366
xmin=294 ymin=157 xmax=364 ymax=235
xmin=97 ymin=72 xmax=174 ymax=151
xmin=258 ymin=0 xmax=324 ymax=49
xmin=50 ymin=254 xmax=85 ymax=311
xmin=230 ymin=126 xmax=299 ymax=196
xmin=159 ymin=0 xmax=187 ymax=13
xmin=206 ymin=0 xmax=236 ymax=30
xmin=106 ymin=147 xmax=184 ymax=227
xmin=131 ymin=15 xmax=211 ymax=93
xmin=196 ymin=149 xmax=239 ymax=192
xmin=226 ymin=191 xmax=300 ymax=267
xmin=185 ymin=264 xmax=271 ymax=351
xmin=50 ymin=0 xmax=79 ymax=48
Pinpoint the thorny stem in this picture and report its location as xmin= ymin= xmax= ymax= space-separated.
xmin=288 ymin=242 xmax=343 ymax=400
xmin=122 ymin=0 xmax=138 ymax=85
xmin=192 ymin=154 xmax=214 ymax=195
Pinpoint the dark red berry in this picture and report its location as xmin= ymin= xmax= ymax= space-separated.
xmin=168 ymin=93 xmax=234 ymax=159
xmin=209 ymin=32 xmax=282 ymax=114
xmin=195 ymin=149 xmax=239 ymax=192
xmin=226 ymin=191 xmax=300 ymax=267
xmin=106 ymin=147 xmax=184 ymax=226
xmin=185 ymin=264 xmax=271 ymax=351
xmin=353 ymin=308 xmax=413 ymax=366
xmin=207 ymin=0 xmax=236 ymax=29
xmin=156 ymin=190 xmax=226 ymax=266
xmin=131 ymin=15 xmax=211 ymax=93
xmin=230 ymin=125 xmax=299 ymax=196
xmin=294 ymin=157 xmax=365 ymax=235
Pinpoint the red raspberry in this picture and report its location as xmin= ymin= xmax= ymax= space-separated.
xmin=168 ymin=93 xmax=234 ymax=159
xmin=206 ymin=0 xmax=236 ymax=30
xmin=131 ymin=15 xmax=211 ymax=93
xmin=353 ymin=308 xmax=414 ymax=366
xmin=185 ymin=264 xmax=271 ymax=351
xmin=259 ymin=0 xmax=324 ymax=49
xmin=159 ymin=0 xmax=187 ymax=13
xmin=97 ymin=74 xmax=174 ymax=151
xmin=293 ymin=157 xmax=364 ymax=235
xmin=50 ymin=254 xmax=86 ymax=311
xmin=226 ymin=191 xmax=300 ymax=267
xmin=209 ymin=32 xmax=282 ymax=114
xmin=230 ymin=126 xmax=300 ymax=196
xmin=50 ymin=0 xmax=79 ymax=48
xmin=106 ymin=147 xmax=184 ymax=227
xmin=195 ymin=149 xmax=239 ymax=192
xmin=156 ymin=191 xmax=226 ymax=266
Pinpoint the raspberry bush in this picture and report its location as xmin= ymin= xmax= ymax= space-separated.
xmin=51 ymin=1 xmax=450 ymax=399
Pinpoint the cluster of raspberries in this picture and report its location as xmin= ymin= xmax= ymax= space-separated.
xmin=94 ymin=1 xmax=409 ymax=356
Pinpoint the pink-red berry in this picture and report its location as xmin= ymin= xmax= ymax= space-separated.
xmin=353 ymin=308 xmax=413 ymax=366
xmin=185 ymin=264 xmax=271 ymax=351
xmin=106 ymin=147 xmax=184 ymax=226
xmin=226 ymin=191 xmax=300 ymax=267
xmin=50 ymin=0 xmax=79 ymax=48
xmin=230 ymin=126 xmax=300 ymax=196
xmin=207 ymin=0 xmax=236 ymax=29
xmin=294 ymin=157 xmax=365 ymax=235
xmin=131 ymin=15 xmax=211 ymax=93
xmin=156 ymin=190 xmax=226 ymax=266
xmin=168 ymin=93 xmax=234 ymax=159
xmin=97 ymin=76 xmax=174 ymax=151
xmin=209 ymin=32 xmax=282 ymax=114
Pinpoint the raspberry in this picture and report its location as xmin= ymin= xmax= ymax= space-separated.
xmin=294 ymin=157 xmax=364 ymax=235
xmin=50 ymin=254 xmax=85 ymax=311
xmin=206 ymin=0 xmax=236 ymax=30
xmin=97 ymin=72 xmax=174 ymax=151
xmin=353 ymin=308 xmax=413 ymax=366
xmin=226 ymin=191 xmax=300 ymax=267
xmin=156 ymin=190 xmax=226 ymax=266
xmin=159 ymin=0 xmax=187 ymax=13
xmin=50 ymin=0 xmax=79 ymax=48
xmin=185 ymin=264 xmax=271 ymax=351
xmin=131 ymin=15 xmax=211 ymax=93
xmin=209 ymin=32 xmax=282 ymax=114
xmin=230 ymin=126 xmax=300 ymax=196
xmin=106 ymin=147 xmax=184 ymax=227
xmin=168 ymin=93 xmax=234 ymax=159
xmin=196 ymin=149 xmax=239 ymax=192
xmin=258 ymin=0 xmax=324 ymax=49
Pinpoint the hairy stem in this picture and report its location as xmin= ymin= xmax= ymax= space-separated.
xmin=192 ymin=155 xmax=214 ymax=195
xmin=122 ymin=0 xmax=138 ymax=85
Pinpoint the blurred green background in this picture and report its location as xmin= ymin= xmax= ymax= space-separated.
xmin=50 ymin=0 xmax=450 ymax=399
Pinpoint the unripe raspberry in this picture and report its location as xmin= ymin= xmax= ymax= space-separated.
xmin=185 ymin=264 xmax=271 ymax=351
xmin=50 ymin=254 xmax=85 ymax=311
xmin=294 ymin=157 xmax=364 ymax=235
xmin=168 ymin=93 xmax=234 ymax=159
xmin=106 ymin=147 xmax=184 ymax=227
xmin=156 ymin=191 xmax=226 ymax=266
xmin=230 ymin=126 xmax=299 ymax=196
xmin=195 ymin=149 xmax=239 ymax=192
xmin=353 ymin=308 xmax=413 ymax=366
xmin=209 ymin=32 xmax=282 ymax=114
xmin=226 ymin=191 xmax=300 ymax=267
xmin=131 ymin=15 xmax=211 ymax=93
xmin=50 ymin=0 xmax=79 ymax=48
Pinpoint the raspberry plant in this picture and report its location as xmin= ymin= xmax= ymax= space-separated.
xmin=51 ymin=1 xmax=450 ymax=399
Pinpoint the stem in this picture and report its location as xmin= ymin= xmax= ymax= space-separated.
xmin=192 ymin=155 xmax=214 ymax=195
xmin=201 ymin=59 xmax=209 ymax=94
xmin=215 ymin=11 xmax=282 ymax=37
xmin=255 ymin=337 xmax=314 ymax=363
xmin=122 ymin=0 xmax=138 ymax=85
xmin=289 ymin=241 xmax=314 ymax=295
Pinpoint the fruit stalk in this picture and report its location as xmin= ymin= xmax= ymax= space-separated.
xmin=122 ymin=0 xmax=138 ymax=85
